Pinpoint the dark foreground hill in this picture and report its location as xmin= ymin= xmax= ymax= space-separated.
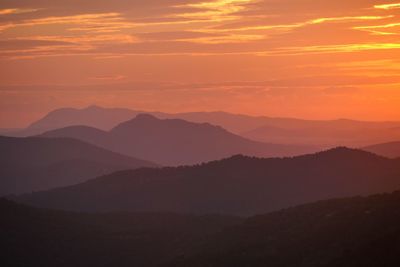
xmin=0 ymin=199 xmax=240 ymax=267
xmin=16 ymin=148 xmax=400 ymax=215
xmin=40 ymin=114 xmax=317 ymax=166
xmin=0 ymin=136 xmax=157 ymax=196
xmin=4 ymin=192 xmax=400 ymax=266
xmin=170 ymin=191 xmax=400 ymax=267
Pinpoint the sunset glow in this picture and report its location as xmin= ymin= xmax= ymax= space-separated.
xmin=374 ymin=3 xmax=400 ymax=10
xmin=1 ymin=0 xmax=400 ymax=127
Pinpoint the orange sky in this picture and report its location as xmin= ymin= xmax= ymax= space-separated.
xmin=1 ymin=0 xmax=400 ymax=127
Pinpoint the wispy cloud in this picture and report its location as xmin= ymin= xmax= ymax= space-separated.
xmin=89 ymin=75 xmax=127 ymax=81
xmin=374 ymin=3 xmax=400 ymax=10
xmin=266 ymin=43 xmax=400 ymax=56
xmin=174 ymin=0 xmax=256 ymax=21
xmin=0 ymin=8 xmax=38 ymax=15
xmin=354 ymin=22 xmax=400 ymax=35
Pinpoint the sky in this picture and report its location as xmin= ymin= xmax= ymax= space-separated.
xmin=1 ymin=0 xmax=400 ymax=127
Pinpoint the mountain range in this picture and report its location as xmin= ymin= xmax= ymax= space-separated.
xmin=8 ymin=106 xmax=283 ymax=136
xmin=4 ymin=191 xmax=400 ymax=266
xmin=242 ymin=118 xmax=400 ymax=147
xmin=6 ymin=105 xmax=400 ymax=147
xmin=39 ymin=114 xmax=317 ymax=166
xmin=0 ymin=136 xmax=156 ymax=196
xmin=363 ymin=141 xmax=400 ymax=158
xmin=0 ymin=198 xmax=240 ymax=267
xmin=16 ymin=148 xmax=400 ymax=215
xmin=170 ymin=191 xmax=400 ymax=267
xmin=26 ymin=105 xmax=142 ymax=133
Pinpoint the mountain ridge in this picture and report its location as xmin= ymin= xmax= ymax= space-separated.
xmin=16 ymin=147 xmax=400 ymax=215
xmin=6 ymin=105 xmax=400 ymax=148
xmin=40 ymin=114 xmax=317 ymax=166
xmin=4 ymin=191 xmax=400 ymax=266
xmin=363 ymin=141 xmax=400 ymax=158
xmin=169 ymin=190 xmax=400 ymax=267
xmin=0 ymin=198 xmax=241 ymax=267
xmin=0 ymin=135 xmax=157 ymax=195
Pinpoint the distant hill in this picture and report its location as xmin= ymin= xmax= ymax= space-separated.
xmin=0 ymin=128 xmax=22 ymax=135
xmin=7 ymin=105 xmax=400 ymax=147
xmin=156 ymin=111 xmax=273 ymax=133
xmin=0 ymin=136 xmax=157 ymax=196
xmin=6 ymin=106 xmax=287 ymax=136
xmin=0 ymin=199 xmax=240 ymax=267
xmin=363 ymin=141 xmax=400 ymax=158
xmin=243 ymin=119 xmax=400 ymax=147
xmin=40 ymin=114 xmax=317 ymax=166
xmin=16 ymin=148 xmax=400 ymax=215
xmin=20 ymin=105 xmax=142 ymax=136
xmin=170 ymin=191 xmax=400 ymax=267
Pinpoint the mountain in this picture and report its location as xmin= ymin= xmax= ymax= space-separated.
xmin=39 ymin=114 xmax=317 ymax=166
xmin=16 ymin=148 xmax=400 ymax=215
xmin=0 ymin=136 xmax=157 ymax=196
xmin=4 ymin=192 xmax=400 ymax=266
xmin=0 ymin=199 xmax=240 ymax=267
xmin=0 ymin=128 xmax=22 ymax=135
xmin=7 ymin=105 xmax=400 ymax=147
xmin=170 ymin=191 xmax=400 ymax=267
xmin=243 ymin=119 xmax=400 ymax=147
xmin=156 ymin=111 xmax=273 ymax=133
xmin=6 ymin=106 xmax=288 ymax=136
xmin=363 ymin=141 xmax=400 ymax=158
xmin=18 ymin=105 xmax=142 ymax=136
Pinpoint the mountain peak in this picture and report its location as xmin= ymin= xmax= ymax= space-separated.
xmin=134 ymin=113 xmax=159 ymax=121
xmin=311 ymin=146 xmax=386 ymax=161
xmin=85 ymin=105 xmax=103 ymax=111
xmin=111 ymin=114 xmax=159 ymax=130
xmin=112 ymin=113 xmax=228 ymax=134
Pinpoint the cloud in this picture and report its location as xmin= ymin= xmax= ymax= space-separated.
xmin=0 ymin=0 xmax=398 ymax=59
xmin=0 ymin=8 xmax=38 ymax=15
xmin=89 ymin=75 xmax=127 ymax=81
xmin=354 ymin=22 xmax=400 ymax=35
xmin=0 ymin=39 xmax=73 ymax=50
xmin=173 ymin=0 xmax=256 ymax=21
xmin=374 ymin=3 xmax=400 ymax=10
xmin=324 ymin=86 xmax=359 ymax=95
xmin=136 ymin=31 xmax=220 ymax=41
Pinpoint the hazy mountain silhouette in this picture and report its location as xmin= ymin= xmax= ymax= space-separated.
xmin=156 ymin=111 xmax=273 ymax=133
xmin=40 ymin=114 xmax=317 ymax=166
xmin=0 ymin=128 xmax=22 ymax=135
xmin=8 ymin=106 xmax=289 ymax=136
xmin=243 ymin=118 xmax=400 ymax=147
xmin=170 ymin=191 xmax=400 ymax=267
xmin=20 ymin=105 xmax=142 ymax=136
xmin=363 ymin=141 xmax=400 ymax=158
xmin=0 ymin=136 xmax=157 ymax=196
xmin=8 ymin=105 xmax=400 ymax=148
xmin=16 ymin=148 xmax=400 ymax=215
xmin=0 ymin=198 xmax=240 ymax=267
